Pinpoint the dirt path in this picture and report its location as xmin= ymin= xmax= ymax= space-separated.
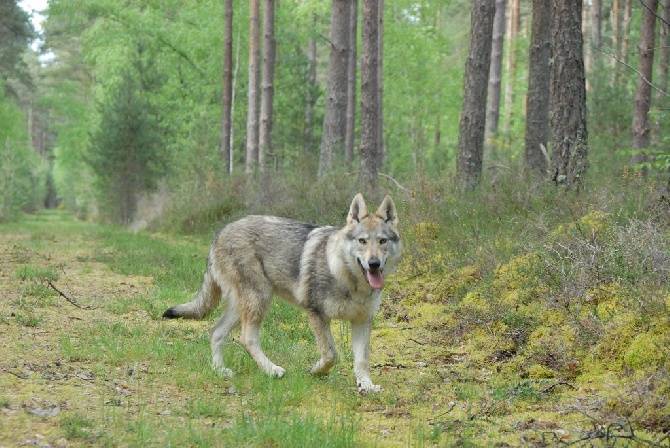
xmin=0 ymin=212 xmax=155 ymax=447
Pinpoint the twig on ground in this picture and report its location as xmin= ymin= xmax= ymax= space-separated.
xmin=45 ymin=279 xmax=96 ymax=310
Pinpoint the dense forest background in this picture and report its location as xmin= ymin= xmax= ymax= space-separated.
xmin=1 ymin=0 xmax=668 ymax=225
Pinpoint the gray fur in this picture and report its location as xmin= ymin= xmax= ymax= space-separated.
xmin=163 ymin=194 xmax=402 ymax=393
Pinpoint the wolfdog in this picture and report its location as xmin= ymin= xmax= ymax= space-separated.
xmin=163 ymin=194 xmax=402 ymax=392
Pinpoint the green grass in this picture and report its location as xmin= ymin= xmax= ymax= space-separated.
xmin=14 ymin=265 xmax=60 ymax=282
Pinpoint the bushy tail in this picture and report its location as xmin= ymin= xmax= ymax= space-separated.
xmin=162 ymin=267 xmax=222 ymax=319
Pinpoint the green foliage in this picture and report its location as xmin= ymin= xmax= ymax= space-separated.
xmin=88 ymin=43 xmax=167 ymax=223
xmin=0 ymin=1 xmax=34 ymax=97
xmin=0 ymin=83 xmax=47 ymax=221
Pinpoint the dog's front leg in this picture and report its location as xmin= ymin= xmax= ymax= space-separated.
xmin=351 ymin=318 xmax=382 ymax=393
xmin=307 ymin=312 xmax=338 ymax=375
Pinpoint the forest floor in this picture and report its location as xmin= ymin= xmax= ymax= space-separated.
xmin=1 ymin=209 xmax=668 ymax=447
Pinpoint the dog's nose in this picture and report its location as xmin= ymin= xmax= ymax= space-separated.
xmin=368 ymin=258 xmax=381 ymax=271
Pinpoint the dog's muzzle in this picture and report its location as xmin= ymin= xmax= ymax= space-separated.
xmin=359 ymin=257 xmax=384 ymax=290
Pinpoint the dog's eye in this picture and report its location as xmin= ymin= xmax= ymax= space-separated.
xmin=358 ymin=238 xmax=367 ymax=245
xmin=379 ymin=238 xmax=387 ymax=245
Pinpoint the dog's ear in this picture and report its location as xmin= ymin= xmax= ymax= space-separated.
xmin=376 ymin=195 xmax=398 ymax=226
xmin=347 ymin=193 xmax=368 ymax=224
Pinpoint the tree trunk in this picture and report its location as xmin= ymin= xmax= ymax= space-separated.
xmin=359 ymin=0 xmax=380 ymax=194
xmin=246 ymin=0 xmax=261 ymax=173
xmin=550 ymin=0 xmax=589 ymax=188
xmin=656 ymin=0 xmax=670 ymax=101
xmin=344 ymin=0 xmax=358 ymax=169
xmin=610 ymin=0 xmax=619 ymax=85
xmin=304 ymin=15 xmax=318 ymax=155
xmin=221 ymin=0 xmax=233 ymax=174
xmin=259 ymin=0 xmax=276 ymax=171
xmin=591 ymin=0 xmax=602 ymax=50
xmin=524 ymin=0 xmax=551 ymax=176
xmin=502 ymin=0 xmax=519 ymax=135
xmin=319 ymin=0 xmax=351 ymax=178
xmin=377 ymin=0 xmax=384 ymax=170
xmin=631 ymin=0 xmax=659 ymax=178
xmin=622 ymin=0 xmax=632 ymax=65
xmin=457 ymin=0 xmax=495 ymax=190
xmin=484 ymin=0 xmax=506 ymax=159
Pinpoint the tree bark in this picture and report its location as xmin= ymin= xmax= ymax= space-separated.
xmin=359 ymin=0 xmax=380 ymax=194
xmin=485 ymin=0 xmax=506 ymax=158
xmin=319 ymin=0 xmax=351 ymax=178
xmin=550 ymin=0 xmax=589 ymax=188
xmin=304 ymin=15 xmax=318 ymax=155
xmin=656 ymin=0 xmax=670 ymax=101
xmin=631 ymin=0 xmax=659 ymax=178
xmin=344 ymin=0 xmax=358 ymax=169
xmin=246 ymin=0 xmax=261 ymax=173
xmin=457 ymin=0 xmax=495 ymax=190
xmin=377 ymin=0 xmax=384 ymax=169
xmin=259 ymin=0 xmax=276 ymax=171
xmin=524 ymin=0 xmax=551 ymax=176
xmin=610 ymin=0 xmax=620 ymax=85
xmin=221 ymin=0 xmax=233 ymax=174
xmin=502 ymin=0 xmax=519 ymax=135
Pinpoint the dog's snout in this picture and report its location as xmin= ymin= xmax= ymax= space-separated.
xmin=368 ymin=258 xmax=381 ymax=271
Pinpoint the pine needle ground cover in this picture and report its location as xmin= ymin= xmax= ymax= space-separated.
xmin=1 ymin=178 xmax=669 ymax=446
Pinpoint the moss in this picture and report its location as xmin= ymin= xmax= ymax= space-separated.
xmin=493 ymin=253 xmax=538 ymax=292
xmin=526 ymin=364 xmax=555 ymax=379
xmin=624 ymin=329 xmax=668 ymax=370
xmin=589 ymin=313 xmax=640 ymax=372
xmin=460 ymin=291 xmax=490 ymax=313
xmin=577 ymin=210 xmax=611 ymax=236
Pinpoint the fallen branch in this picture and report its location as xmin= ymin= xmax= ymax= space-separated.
xmin=45 ymin=279 xmax=96 ymax=310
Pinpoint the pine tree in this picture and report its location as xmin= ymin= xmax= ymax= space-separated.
xmin=88 ymin=47 xmax=165 ymax=223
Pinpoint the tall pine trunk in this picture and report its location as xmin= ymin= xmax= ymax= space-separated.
xmin=221 ymin=0 xmax=233 ymax=174
xmin=359 ymin=0 xmax=380 ymax=194
xmin=485 ymin=0 xmax=506 ymax=158
xmin=259 ymin=0 xmax=276 ymax=171
xmin=502 ymin=0 xmax=519 ymax=135
xmin=457 ymin=0 xmax=495 ymax=190
xmin=631 ymin=0 xmax=659 ymax=178
xmin=319 ymin=0 xmax=351 ymax=178
xmin=524 ymin=0 xmax=551 ymax=176
xmin=377 ymin=0 xmax=384 ymax=169
xmin=246 ymin=0 xmax=261 ymax=173
xmin=344 ymin=0 xmax=358 ymax=170
xmin=550 ymin=0 xmax=589 ymax=188
xmin=304 ymin=15 xmax=318 ymax=155
xmin=656 ymin=0 xmax=669 ymax=101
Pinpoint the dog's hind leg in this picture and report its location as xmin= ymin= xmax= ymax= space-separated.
xmin=236 ymin=284 xmax=285 ymax=378
xmin=210 ymin=302 xmax=240 ymax=377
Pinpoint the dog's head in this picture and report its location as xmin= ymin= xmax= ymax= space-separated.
xmin=345 ymin=194 xmax=402 ymax=290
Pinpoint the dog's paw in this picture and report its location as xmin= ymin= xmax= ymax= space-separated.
xmin=269 ymin=365 xmax=286 ymax=378
xmin=212 ymin=363 xmax=234 ymax=378
xmin=357 ymin=379 xmax=383 ymax=394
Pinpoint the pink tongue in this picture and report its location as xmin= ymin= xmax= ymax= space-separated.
xmin=366 ymin=270 xmax=384 ymax=290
